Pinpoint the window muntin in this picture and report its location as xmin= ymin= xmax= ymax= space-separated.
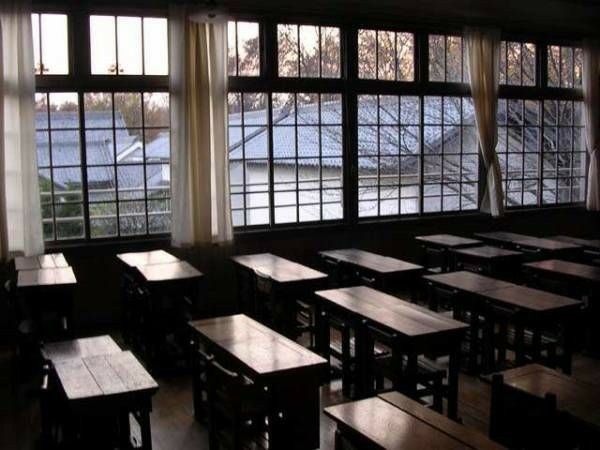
xmin=228 ymin=21 xmax=260 ymax=76
xmin=496 ymin=99 xmax=541 ymax=207
xmin=277 ymin=24 xmax=341 ymax=78
xmin=90 ymin=15 xmax=168 ymax=75
xmin=36 ymin=92 xmax=85 ymax=241
xmin=542 ymin=100 xmax=586 ymax=204
xmin=357 ymin=29 xmax=414 ymax=81
xmin=500 ymin=41 xmax=536 ymax=86
xmin=547 ymin=45 xmax=583 ymax=88
xmin=428 ymin=35 xmax=467 ymax=83
xmin=423 ymin=96 xmax=478 ymax=212
xmin=83 ymin=92 xmax=171 ymax=238
xmin=32 ymin=13 xmax=69 ymax=75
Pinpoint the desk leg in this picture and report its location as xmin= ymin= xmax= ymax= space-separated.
xmin=563 ymin=319 xmax=575 ymax=375
xmin=354 ymin=322 xmax=370 ymax=399
xmin=399 ymin=350 xmax=418 ymax=400
xmin=138 ymin=409 xmax=153 ymax=450
xmin=119 ymin=411 xmax=131 ymax=449
xmin=514 ymin=324 xmax=526 ymax=366
xmin=269 ymin=372 xmax=320 ymax=450
xmin=447 ymin=347 xmax=460 ymax=421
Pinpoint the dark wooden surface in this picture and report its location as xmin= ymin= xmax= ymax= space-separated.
xmin=524 ymin=259 xmax=600 ymax=284
xmin=474 ymin=231 xmax=533 ymax=245
xmin=41 ymin=335 xmax=121 ymax=364
xmin=315 ymin=286 xmax=467 ymax=338
xmin=513 ymin=237 xmax=581 ymax=252
xmin=423 ymin=271 xmax=514 ymax=294
xmin=325 ymin=395 xmax=503 ymax=450
xmin=231 ymin=253 xmax=327 ymax=283
xmin=53 ymin=350 xmax=158 ymax=402
xmin=451 ymin=245 xmax=522 ymax=260
xmin=14 ymin=253 xmax=69 ymax=271
xmin=498 ymin=364 xmax=600 ymax=431
xmin=136 ymin=261 xmax=204 ymax=283
xmin=482 ymin=284 xmax=582 ymax=314
xmin=549 ymin=236 xmax=600 ymax=251
xmin=189 ymin=314 xmax=327 ymax=377
xmin=415 ymin=234 xmax=482 ymax=248
xmin=319 ymin=248 xmax=423 ymax=274
xmin=116 ymin=250 xmax=179 ymax=268
xmin=379 ymin=391 xmax=506 ymax=450
xmin=17 ymin=267 xmax=77 ymax=288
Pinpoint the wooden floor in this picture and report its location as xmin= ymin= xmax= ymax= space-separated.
xmin=1 ymin=339 xmax=600 ymax=450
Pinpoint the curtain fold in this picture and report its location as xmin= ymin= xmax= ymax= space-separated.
xmin=0 ymin=0 xmax=44 ymax=260
xmin=170 ymin=5 xmax=233 ymax=247
xmin=583 ymin=40 xmax=600 ymax=211
xmin=465 ymin=27 xmax=504 ymax=217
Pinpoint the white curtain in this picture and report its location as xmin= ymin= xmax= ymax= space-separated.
xmin=583 ymin=40 xmax=600 ymax=211
xmin=465 ymin=28 xmax=504 ymax=217
xmin=0 ymin=0 xmax=44 ymax=260
xmin=169 ymin=5 xmax=233 ymax=246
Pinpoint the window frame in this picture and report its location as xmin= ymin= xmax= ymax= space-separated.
xmin=34 ymin=5 xmax=171 ymax=245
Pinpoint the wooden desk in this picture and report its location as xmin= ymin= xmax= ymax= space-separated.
xmin=52 ymin=350 xmax=158 ymax=449
xmin=524 ymin=259 xmax=600 ymax=287
xmin=475 ymin=232 xmax=581 ymax=257
xmin=15 ymin=253 xmax=69 ymax=271
xmin=325 ymin=394 xmax=505 ymax=450
xmin=474 ymin=231 xmax=534 ymax=246
xmin=189 ymin=314 xmax=327 ymax=450
xmin=416 ymin=234 xmax=482 ymax=272
xmin=42 ymin=335 xmax=121 ymax=363
xmin=451 ymin=245 xmax=523 ymax=276
xmin=423 ymin=271 xmax=514 ymax=299
xmin=315 ymin=286 xmax=467 ymax=419
xmin=136 ymin=260 xmax=203 ymax=284
xmin=116 ymin=249 xmax=179 ymax=268
xmin=498 ymin=364 xmax=600 ymax=443
xmin=231 ymin=253 xmax=328 ymax=332
xmin=17 ymin=267 xmax=77 ymax=288
xmin=319 ymin=248 xmax=423 ymax=294
xmin=550 ymin=235 xmax=600 ymax=252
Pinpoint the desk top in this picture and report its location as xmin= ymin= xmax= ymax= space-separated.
xmin=513 ymin=237 xmax=581 ymax=252
xmin=116 ymin=250 xmax=179 ymax=268
xmin=315 ymin=286 xmax=467 ymax=338
xmin=499 ymin=364 xmax=600 ymax=430
xmin=483 ymin=284 xmax=582 ymax=313
xmin=136 ymin=260 xmax=203 ymax=282
xmin=451 ymin=245 xmax=522 ymax=260
xmin=17 ymin=267 xmax=77 ymax=288
xmin=474 ymin=231 xmax=533 ymax=244
xmin=423 ymin=271 xmax=514 ymax=294
xmin=54 ymin=351 xmax=158 ymax=401
xmin=189 ymin=314 xmax=327 ymax=377
xmin=325 ymin=395 xmax=505 ymax=450
xmin=319 ymin=248 xmax=423 ymax=274
xmin=15 ymin=253 xmax=69 ymax=271
xmin=524 ymin=259 xmax=600 ymax=284
xmin=42 ymin=335 xmax=121 ymax=363
xmin=231 ymin=253 xmax=327 ymax=283
xmin=415 ymin=234 xmax=482 ymax=248
xmin=549 ymin=235 xmax=600 ymax=251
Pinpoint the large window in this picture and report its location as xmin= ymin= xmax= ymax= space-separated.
xmin=34 ymin=11 xmax=170 ymax=242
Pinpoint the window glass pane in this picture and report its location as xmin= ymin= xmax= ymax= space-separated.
xmin=117 ymin=16 xmax=142 ymax=75
xmin=90 ymin=15 xmax=117 ymax=74
xmin=547 ymin=44 xmax=582 ymax=88
xmin=143 ymin=18 xmax=168 ymax=75
xmin=40 ymin=14 xmax=69 ymax=74
xmin=300 ymin=25 xmax=319 ymax=78
xmin=321 ymin=27 xmax=340 ymax=78
xmin=32 ymin=14 xmax=41 ymax=74
xmin=429 ymin=35 xmax=444 ymax=82
xmin=237 ymin=21 xmax=260 ymax=76
xmin=358 ymin=29 xmax=376 ymax=79
xmin=278 ymin=24 xmax=299 ymax=77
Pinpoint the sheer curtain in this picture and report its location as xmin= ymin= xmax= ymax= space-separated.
xmin=583 ymin=40 xmax=600 ymax=211
xmin=0 ymin=0 xmax=44 ymax=261
xmin=465 ymin=28 xmax=504 ymax=217
xmin=169 ymin=5 xmax=233 ymax=247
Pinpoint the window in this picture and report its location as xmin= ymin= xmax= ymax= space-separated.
xmin=277 ymin=24 xmax=341 ymax=78
xmin=34 ymin=11 xmax=170 ymax=242
xmin=36 ymin=93 xmax=85 ymax=240
xmin=422 ymin=96 xmax=478 ymax=212
xmin=428 ymin=35 xmax=467 ymax=83
xmin=496 ymin=99 xmax=541 ymax=207
xmin=357 ymin=95 xmax=420 ymax=216
xmin=31 ymin=13 xmax=69 ymax=75
xmin=357 ymin=29 xmax=414 ymax=81
xmin=83 ymin=92 xmax=171 ymax=237
xmin=500 ymin=41 xmax=536 ymax=86
xmin=89 ymin=15 xmax=168 ymax=75
xmin=228 ymin=21 xmax=260 ymax=76
xmin=547 ymin=45 xmax=583 ymax=88
xmin=542 ymin=100 xmax=586 ymax=204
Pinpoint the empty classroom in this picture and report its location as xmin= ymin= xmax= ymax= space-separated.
xmin=1 ymin=0 xmax=600 ymax=449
